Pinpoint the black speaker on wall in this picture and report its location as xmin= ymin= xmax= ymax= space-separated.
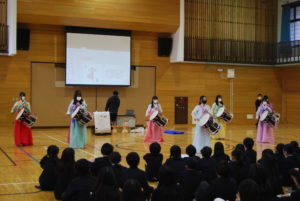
xmin=17 ymin=29 xmax=30 ymax=50
xmin=158 ymin=37 xmax=172 ymax=57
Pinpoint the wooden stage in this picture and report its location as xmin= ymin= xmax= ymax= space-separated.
xmin=0 ymin=124 xmax=299 ymax=201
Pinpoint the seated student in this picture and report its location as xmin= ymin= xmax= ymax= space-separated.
xmin=185 ymin=144 xmax=200 ymax=160
xmin=91 ymin=143 xmax=114 ymax=176
xmin=122 ymin=179 xmax=145 ymax=201
xmin=212 ymin=142 xmax=230 ymax=163
xmin=259 ymin=151 xmax=284 ymax=196
xmin=109 ymin=151 xmax=127 ymax=187
xmin=206 ymin=161 xmax=237 ymax=201
xmin=249 ymin=163 xmax=276 ymax=201
xmin=282 ymin=144 xmax=298 ymax=187
xmin=37 ymin=145 xmax=60 ymax=190
xmin=229 ymin=149 xmax=249 ymax=186
xmin=180 ymin=157 xmax=204 ymax=201
xmin=235 ymin=144 xmax=246 ymax=152
xmin=93 ymin=166 xmax=120 ymax=201
xmin=62 ymin=159 xmax=96 ymax=201
xmin=143 ymin=142 xmax=163 ymax=182
xmin=290 ymin=141 xmax=299 ymax=155
xmin=243 ymin=137 xmax=257 ymax=164
xmin=275 ymin=144 xmax=286 ymax=176
xmin=54 ymin=148 xmax=76 ymax=200
xmin=198 ymin=146 xmax=217 ymax=182
xmin=164 ymin=145 xmax=186 ymax=181
xmin=121 ymin=152 xmax=153 ymax=199
xmin=152 ymin=166 xmax=183 ymax=201
xmin=238 ymin=179 xmax=260 ymax=201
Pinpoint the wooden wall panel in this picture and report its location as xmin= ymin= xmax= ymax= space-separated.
xmin=17 ymin=0 xmax=180 ymax=33
xmin=0 ymin=25 xmax=291 ymax=127
xmin=281 ymin=67 xmax=300 ymax=124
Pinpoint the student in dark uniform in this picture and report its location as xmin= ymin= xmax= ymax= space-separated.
xmin=91 ymin=143 xmax=114 ymax=176
xmin=212 ymin=142 xmax=230 ymax=163
xmin=62 ymin=159 xmax=96 ymax=201
xmin=105 ymin=90 xmax=120 ymax=124
xmin=121 ymin=152 xmax=154 ymax=199
xmin=143 ymin=142 xmax=163 ymax=182
xmin=206 ymin=161 xmax=237 ymax=201
xmin=197 ymin=146 xmax=217 ymax=182
xmin=243 ymin=137 xmax=257 ymax=164
xmin=180 ymin=157 xmax=204 ymax=201
xmin=164 ymin=145 xmax=186 ymax=182
xmin=37 ymin=145 xmax=60 ymax=190
xmin=54 ymin=148 xmax=76 ymax=200
xmin=109 ymin=152 xmax=127 ymax=187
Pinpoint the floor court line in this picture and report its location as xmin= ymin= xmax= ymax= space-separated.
xmin=18 ymin=147 xmax=40 ymax=165
xmin=0 ymin=147 xmax=16 ymax=166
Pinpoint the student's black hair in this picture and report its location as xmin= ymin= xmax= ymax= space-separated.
xmin=149 ymin=142 xmax=161 ymax=154
xmin=199 ymin=95 xmax=207 ymax=105
xmin=109 ymin=152 xmax=121 ymax=165
xmin=185 ymin=156 xmax=198 ymax=170
xmin=235 ymin=144 xmax=245 ymax=152
xmin=276 ymin=143 xmax=285 ymax=155
xmin=257 ymin=94 xmax=262 ymax=97
xmin=101 ymin=143 xmax=114 ymax=156
xmin=47 ymin=145 xmax=59 ymax=158
xmin=122 ymin=179 xmax=145 ymax=201
xmin=290 ymin=141 xmax=299 ymax=153
xmin=75 ymin=159 xmax=91 ymax=176
xmin=213 ymin=142 xmax=225 ymax=157
xmin=73 ymin=90 xmax=83 ymax=105
xmin=201 ymin=146 xmax=212 ymax=158
xmin=216 ymin=160 xmax=230 ymax=177
xmin=170 ymin=145 xmax=181 ymax=158
xmin=243 ymin=137 xmax=254 ymax=150
xmin=94 ymin=166 xmax=120 ymax=201
xmin=284 ymin=144 xmax=294 ymax=155
xmin=113 ymin=90 xmax=119 ymax=96
xmin=215 ymin=94 xmax=223 ymax=106
xmin=59 ymin=148 xmax=75 ymax=172
xmin=185 ymin=144 xmax=196 ymax=157
xmin=19 ymin=91 xmax=26 ymax=97
xmin=238 ymin=179 xmax=259 ymax=201
xmin=126 ymin=152 xmax=140 ymax=168
xmin=151 ymin=96 xmax=158 ymax=108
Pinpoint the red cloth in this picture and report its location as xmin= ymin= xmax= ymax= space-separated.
xmin=14 ymin=120 xmax=33 ymax=146
xmin=144 ymin=120 xmax=164 ymax=142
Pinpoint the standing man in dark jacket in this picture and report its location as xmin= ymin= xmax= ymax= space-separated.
xmin=105 ymin=90 xmax=120 ymax=124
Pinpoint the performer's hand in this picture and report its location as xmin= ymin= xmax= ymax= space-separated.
xmin=76 ymin=102 xmax=80 ymax=106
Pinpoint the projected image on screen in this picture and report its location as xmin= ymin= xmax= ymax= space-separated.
xmin=66 ymin=32 xmax=131 ymax=86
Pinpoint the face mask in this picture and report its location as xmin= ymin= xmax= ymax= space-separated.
xmin=153 ymin=100 xmax=158 ymax=104
xmin=21 ymin=96 xmax=25 ymax=101
xmin=263 ymin=101 xmax=267 ymax=105
xmin=76 ymin=97 xmax=82 ymax=101
xmin=218 ymin=98 xmax=222 ymax=102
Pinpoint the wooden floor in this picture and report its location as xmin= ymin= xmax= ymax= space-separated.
xmin=0 ymin=124 xmax=299 ymax=201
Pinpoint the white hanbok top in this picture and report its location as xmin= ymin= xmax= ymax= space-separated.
xmin=191 ymin=104 xmax=211 ymax=127
xmin=145 ymin=104 xmax=163 ymax=116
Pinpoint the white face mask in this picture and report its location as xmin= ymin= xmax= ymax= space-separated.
xmin=153 ymin=100 xmax=158 ymax=104
xmin=218 ymin=98 xmax=222 ymax=102
xmin=76 ymin=97 xmax=82 ymax=101
xmin=263 ymin=101 xmax=267 ymax=105
xmin=21 ymin=96 xmax=25 ymax=101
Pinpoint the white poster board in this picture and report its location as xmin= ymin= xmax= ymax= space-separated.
xmin=94 ymin=112 xmax=111 ymax=133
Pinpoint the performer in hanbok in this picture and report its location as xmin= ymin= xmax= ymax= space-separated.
xmin=211 ymin=95 xmax=226 ymax=140
xmin=10 ymin=92 xmax=33 ymax=146
xmin=192 ymin=96 xmax=211 ymax=153
xmin=67 ymin=90 xmax=87 ymax=149
xmin=256 ymin=95 xmax=275 ymax=143
xmin=144 ymin=96 xmax=164 ymax=142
